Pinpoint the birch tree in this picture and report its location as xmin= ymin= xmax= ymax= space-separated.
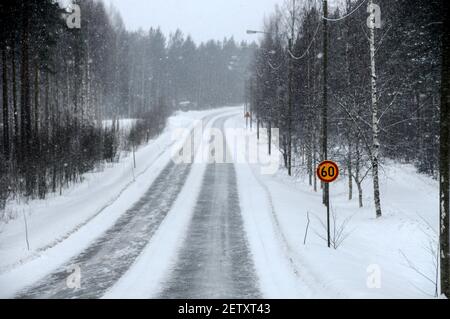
xmin=368 ymin=0 xmax=382 ymax=218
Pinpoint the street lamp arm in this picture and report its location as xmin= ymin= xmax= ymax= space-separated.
xmin=246 ymin=30 xmax=271 ymax=35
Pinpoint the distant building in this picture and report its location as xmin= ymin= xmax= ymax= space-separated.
xmin=178 ymin=101 xmax=198 ymax=110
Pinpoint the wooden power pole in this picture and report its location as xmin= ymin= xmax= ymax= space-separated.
xmin=439 ymin=0 xmax=450 ymax=298
xmin=322 ymin=0 xmax=330 ymax=248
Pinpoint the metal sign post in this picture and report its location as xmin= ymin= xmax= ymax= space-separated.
xmin=317 ymin=160 xmax=340 ymax=248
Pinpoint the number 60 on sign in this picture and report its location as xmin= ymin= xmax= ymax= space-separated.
xmin=317 ymin=160 xmax=339 ymax=183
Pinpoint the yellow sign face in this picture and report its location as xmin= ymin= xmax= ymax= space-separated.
xmin=317 ymin=161 xmax=339 ymax=183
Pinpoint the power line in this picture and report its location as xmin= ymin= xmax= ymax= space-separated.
xmin=287 ymin=0 xmax=368 ymax=60
xmin=267 ymin=0 xmax=369 ymax=61
xmin=321 ymin=0 xmax=368 ymax=22
xmin=287 ymin=21 xmax=321 ymax=60
xmin=268 ymin=60 xmax=282 ymax=70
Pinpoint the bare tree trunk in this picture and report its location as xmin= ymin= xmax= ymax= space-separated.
xmin=44 ymin=71 xmax=49 ymax=140
xmin=2 ymin=45 xmax=10 ymax=160
xmin=416 ymin=92 xmax=424 ymax=166
xmin=34 ymin=64 xmax=39 ymax=135
xmin=12 ymin=40 xmax=19 ymax=159
xmin=21 ymin=2 xmax=31 ymax=191
xmin=355 ymin=140 xmax=363 ymax=208
xmin=345 ymin=18 xmax=352 ymax=201
xmin=21 ymin=9 xmax=30 ymax=148
xmin=439 ymin=4 xmax=450 ymax=298
xmin=357 ymin=181 xmax=363 ymax=208
xmin=308 ymin=137 xmax=313 ymax=186
xmin=307 ymin=54 xmax=313 ymax=187
xmin=86 ymin=29 xmax=91 ymax=117
xmin=368 ymin=0 xmax=382 ymax=218
xmin=348 ymin=139 xmax=353 ymax=200
xmin=313 ymin=131 xmax=317 ymax=192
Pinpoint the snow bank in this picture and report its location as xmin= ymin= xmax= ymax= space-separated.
xmin=226 ymin=113 xmax=439 ymax=299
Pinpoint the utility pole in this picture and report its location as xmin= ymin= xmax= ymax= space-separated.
xmin=257 ymin=115 xmax=260 ymax=140
xmin=322 ymin=0 xmax=330 ymax=248
xmin=2 ymin=45 xmax=10 ymax=160
xmin=287 ymin=37 xmax=293 ymax=176
xmin=439 ymin=1 xmax=450 ymax=298
xmin=268 ymin=120 xmax=272 ymax=155
xmin=282 ymin=0 xmax=297 ymax=176
xmin=250 ymin=109 xmax=253 ymax=130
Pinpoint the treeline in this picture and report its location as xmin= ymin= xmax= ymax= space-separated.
xmin=248 ymin=0 xmax=442 ymax=216
xmin=0 ymin=0 xmax=253 ymax=208
xmin=124 ymin=28 xmax=255 ymax=115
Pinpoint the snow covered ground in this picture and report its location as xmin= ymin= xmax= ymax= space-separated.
xmin=0 ymin=106 xmax=440 ymax=299
xmin=225 ymin=113 xmax=439 ymax=299
xmin=102 ymin=118 xmax=137 ymax=131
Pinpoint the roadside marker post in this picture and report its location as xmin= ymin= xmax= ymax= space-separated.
xmin=244 ymin=112 xmax=251 ymax=129
xmin=317 ymin=160 xmax=339 ymax=248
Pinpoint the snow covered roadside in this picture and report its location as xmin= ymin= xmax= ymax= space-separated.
xmin=102 ymin=118 xmax=137 ymax=131
xmin=0 ymin=107 xmax=236 ymax=298
xmin=225 ymin=113 xmax=439 ymax=299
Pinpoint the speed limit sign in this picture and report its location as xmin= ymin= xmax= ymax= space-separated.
xmin=317 ymin=161 xmax=339 ymax=183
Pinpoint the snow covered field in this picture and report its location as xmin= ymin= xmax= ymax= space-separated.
xmin=0 ymin=107 xmax=440 ymax=299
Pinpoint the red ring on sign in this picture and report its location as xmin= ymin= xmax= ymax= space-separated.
xmin=316 ymin=160 xmax=339 ymax=183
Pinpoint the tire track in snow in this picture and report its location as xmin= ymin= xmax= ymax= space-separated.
xmin=158 ymin=115 xmax=261 ymax=299
xmin=14 ymin=113 xmax=219 ymax=299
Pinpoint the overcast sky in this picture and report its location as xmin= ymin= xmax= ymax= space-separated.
xmin=102 ymin=0 xmax=283 ymax=44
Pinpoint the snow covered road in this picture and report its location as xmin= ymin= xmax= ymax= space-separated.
xmin=17 ymin=162 xmax=193 ymax=299
xmin=4 ymin=109 xmax=266 ymax=299
xmin=158 ymin=115 xmax=261 ymax=299
xmin=15 ymin=111 xmax=262 ymax=299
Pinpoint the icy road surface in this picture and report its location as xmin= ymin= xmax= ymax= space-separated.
xmin=159 ymin=116 xmax=260 ymax=298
